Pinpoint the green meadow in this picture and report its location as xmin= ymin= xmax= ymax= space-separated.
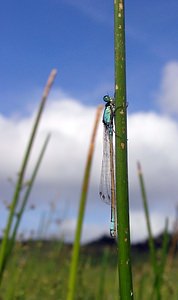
xmin=1 ymin=1 xmax=177 ymax=299
xmin=0 ymin=240 xmax=178 ymax=300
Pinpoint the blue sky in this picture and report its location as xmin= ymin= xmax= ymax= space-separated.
xmin=1 ymin=0 xmax=178 ymax=115
xmin=1 ymin=1 xmax=178 ymax=242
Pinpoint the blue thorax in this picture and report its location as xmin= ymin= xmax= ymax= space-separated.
xmin=103 ymin=100 xmax=114 ymax=136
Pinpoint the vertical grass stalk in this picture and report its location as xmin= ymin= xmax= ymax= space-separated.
xmin=114 ymin=0 xmax=134 ymax=299
xmin=137 ymin=162 xmax=157 ymax=272
xmin=9 ymin=134 xmax=51 ymax=253
xmin=0 ymin=70 xmax=57 ymax=282
xmin=157 ymin=218 xmax=169 ymax=294
xmin=168 ymin=205 xmax=178 ymax=269
xmin=137 ymin=162 xmax=169 ymax=300
xmin=67 ymin=105 xmax=103 ymax=300
xmin=137 ymin=162 xmax=159 ymax=299
xmin=97 ymin=248 xmax=109 ymax=300
xmin=1 ymin=135 xmax=51 ymax=277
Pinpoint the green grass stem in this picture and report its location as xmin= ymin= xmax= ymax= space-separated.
xmin=8 ymin=134 xmax=51 ymax=254
xmin=137 ymin=162 xmax=169 ymax=300
xmin=1 ymin=134 xmax=51 ymax=277
xmin=154 ymin=218 xmax=169 ymax=299
xmin=152 ymin=220 xmax=169 ymax=300
xmin=114 ymin=0 xmax=134 ymax=299
xmin=168 ymin=205 xmax=178 ymax=269
xmin=97 ymin=248 xmax=109 ymax=300
xmin=137 ymin=273 xmax=147 ymax=300
xmin=137 ymin=162 xmax=159 ymax=299
xmin=0 ymin=70 xmax=57 ymax=282
xmin=66 ymin=105 xmax=103 ymax=300
xmin=137 ymin=162 xmax=157 ymax=273
xmin=159 ymin=219 xmax=169 ymax=275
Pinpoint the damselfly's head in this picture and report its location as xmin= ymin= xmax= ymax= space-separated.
xmin=103 ymin=95 xmax=111 ymax=102
xmin=103 ymin=95 xmax=115 ymax=105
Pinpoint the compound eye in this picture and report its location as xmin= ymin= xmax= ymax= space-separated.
xmin=103 ymin=95 xmax=110 ymax=102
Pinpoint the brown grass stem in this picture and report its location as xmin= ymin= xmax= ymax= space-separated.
xmin=67 ymin=105 xmax=103 ymax=300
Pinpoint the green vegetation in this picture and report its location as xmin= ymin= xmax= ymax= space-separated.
xmin=0 ymin=241 xmax=177 ymax=299
xmin=0 ymin=2 xmax=177 ymax=299
xmin=0 ymin=70 xmax=57 ymax=283
xmin=114 ymin=0 xmax=134 ymax=298
xmin=137 ymin=162 xmax=169 ymax=300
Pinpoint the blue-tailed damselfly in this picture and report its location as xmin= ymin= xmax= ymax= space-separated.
xmin=99 ymin=95 xmax=116 ymax=238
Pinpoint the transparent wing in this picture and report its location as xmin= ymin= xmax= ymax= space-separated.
xmin=99 ymin=126 xmax=112 ymax=205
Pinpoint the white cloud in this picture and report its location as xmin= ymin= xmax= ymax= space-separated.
xmin=58 ymin=218 xmax=107 ymax=244
xmin=130 ymin=211 xmax=167 ymax=243
xmin=1 ymin=86 xmax=178 ymax=243
xmin=128 ymin=111 xmax=178 ymax=209
xmin=157 ymin=61 xmax=178 ymax=114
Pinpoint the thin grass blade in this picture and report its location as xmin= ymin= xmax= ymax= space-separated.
xmin=0 ymin=70 xmax=57 ymax=282
xmin=137 ymin=162 xmax=161 ymax=300
xmin=97 ymin=248 xmax=109 ymax=300
xmin=67 ymin=105 xmax=103 ymax=300
xmin=137 ymin=162 xmax=157 ymax=267
xmin=8 ymin=134 xmax=51 ymax=256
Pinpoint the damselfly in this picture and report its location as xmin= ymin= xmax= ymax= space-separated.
xmin=99 ymin=95 xmax=116 ymax=238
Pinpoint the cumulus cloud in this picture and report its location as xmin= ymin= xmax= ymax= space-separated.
xmin=130 ymin=211 xmax=167 ymax=243
xmin=157 ymin=61 xmax=178 ymax=114
xmin=1 ymin=80 xmax=178 ymax=242
xmin=0 ymin=91 xmax=105 ymax=242
xmin=128 ymin=112 xmax=178 ymax=208
xmin=0 ymin=95 xmax=100 ymax=210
